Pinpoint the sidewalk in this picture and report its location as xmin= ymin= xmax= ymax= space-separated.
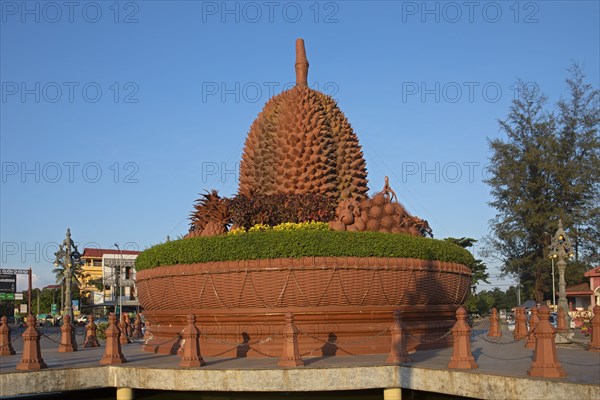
xmin=1 ymin=326 xmax=599 ymax=399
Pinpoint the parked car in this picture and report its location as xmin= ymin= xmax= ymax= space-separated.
xmin=94 ymin=317 xmax=109 ymax=326
xmin=507 ymin=321 xmax=515 ymax=332
xmin=36 ymin=314 xmax=55 ymax=326
xmin=549 ymin=312 xmax=558 ymax=328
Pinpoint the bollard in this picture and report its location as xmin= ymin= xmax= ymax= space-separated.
xmin=514 ymin=308 xmax=527 ymax=340
xmin=527 ymin=305 xmax=566 ymax=378
xmin=16 ymin=315 xmax=47 ymax=371
xmin=525 ymin=307 xmax=540 ymax=349
xmin=119 ymin=314 xmax=131 ymax=345
xmin=132 ymin=314 xmax=144 ymax=339
xmin=448 ymin=307 xmax=478 ymax=369
xmin=179 ymin=314 xmax=206 ymax=367
xmin=125 ymin=314 xmax=132 ymax=336
xmin=58 ymin=315 xmax=77 ymax=352
xmin=557 ymin=307 xmax=568 ymax=333
xmin=589 ymin=304 xmax=600 ymax=352
xmin=387 ymin=311 xmax=411 ymax=364
xmin=488 ymin=308 xmax=502 ymax=338
xmin=0 ymin=316 xmax=16 ymax=355
xmin=278 ymin=312 xmax=304 ymax=367
xmin=100 ymin=313 xmax=127 ymax=365
xmin=83 ymin=315 xmax=101 ymax=348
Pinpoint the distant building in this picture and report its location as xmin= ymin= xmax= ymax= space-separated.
xmin=566 ymin=265 xmax=600 ymax=311
xmin=81 ymin=248 xmax=141 ymax=312
xmin=43 ymin=284 xmax=61 ymax=290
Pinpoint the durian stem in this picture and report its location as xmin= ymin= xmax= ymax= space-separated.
xmin=295 ymin=38 xmax=309 ymax=86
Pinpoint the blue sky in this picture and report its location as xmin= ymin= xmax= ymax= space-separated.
xmin=1 ymin=0 xmax=599 ymax=290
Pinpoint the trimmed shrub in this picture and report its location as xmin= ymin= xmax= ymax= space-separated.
xmin=135 ymin=230 xmax=474 ymax=271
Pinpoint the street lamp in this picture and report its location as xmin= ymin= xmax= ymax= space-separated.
xmin=549 ymin=251 xmax=557 ymax=308
xmin=53 ymin=228 xmax=83 ymax=320
xmin=548 ymin=219 xmax=574 ymax=330
xmin=113 ymin=243 xmax=123 ymax=317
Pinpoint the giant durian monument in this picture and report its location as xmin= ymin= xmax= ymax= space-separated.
xmin=135 ymin=39 xmax=474 ymax=358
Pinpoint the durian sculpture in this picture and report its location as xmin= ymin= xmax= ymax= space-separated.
xmin=188 ymin=39 xmax=431 ymax=238
xmin=238 ymin=39 xmax=369 ymax=201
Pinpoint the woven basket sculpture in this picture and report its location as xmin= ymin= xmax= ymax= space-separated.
xmin=137 ymin=39 xmax=472 ymax=358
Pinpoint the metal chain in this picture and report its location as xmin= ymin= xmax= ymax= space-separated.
xmin=41 ymin=333 xmax=62 ymax=344
xmin=144 ymin=334 xmax=182 ymax=347
xmin=199 ymin=332 xmax=275 ymax=347
xmin=476 ymin=333 xmax=525 ymax=345
xmin=297 ymin=326 xmax=392 ymax=347
xmin=554 ymin=332 xmax=592 ymax=349
xmin=9 ymin=330 xmax=24 ymax=342
xmin=408 ymin=327 xmax=454 ymax=344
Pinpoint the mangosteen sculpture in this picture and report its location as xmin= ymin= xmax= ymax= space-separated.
xmin=136 ymin=39 xmax=472 ymax=358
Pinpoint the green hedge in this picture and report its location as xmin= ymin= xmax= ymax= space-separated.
xmin=135 ymin=231 xmax=474 ymax=271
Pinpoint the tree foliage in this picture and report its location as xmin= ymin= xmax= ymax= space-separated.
xmin=444 ymin=237 xmax=490 ymax=286
xmin=484 ymin=64 xmax=599 ymax=303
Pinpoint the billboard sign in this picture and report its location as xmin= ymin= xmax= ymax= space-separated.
xmin=0 ymin=274 xmax=16 ymax=293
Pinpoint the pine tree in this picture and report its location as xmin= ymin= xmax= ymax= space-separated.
xmin=484 ymin=65 xmax=599 ymax=302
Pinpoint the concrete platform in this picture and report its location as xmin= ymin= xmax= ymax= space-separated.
xmin=0 ymin=327 xmax=599 ymax=399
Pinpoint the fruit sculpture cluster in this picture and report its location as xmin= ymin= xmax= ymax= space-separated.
xmin=187 ymin=39 xmax=431 ymax=238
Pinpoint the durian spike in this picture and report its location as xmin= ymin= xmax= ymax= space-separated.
xmin=295 ymin=38 xmax=309 ymax=86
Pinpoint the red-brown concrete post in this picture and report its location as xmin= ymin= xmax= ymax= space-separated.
xmin=83 ymin=315 xmax=100 ymax=348
xmin=119 ymin=314 xmax=130 ymax=345
xmin=387 ymin=310 xmax=411 ymax=363
xmin=525 ymin=307 xmax=540 ymax=349
xmin=179 ymin=314 xmax=206 ymax=367
xmin=488 ymin=308 xmax=501 ymax=338
xmin=448 ymin=306 xmax=478 ymax=369
xmin=0 ymin=316 xmax=16 ymax=355
xmin=58 ymin=315 xmax=77 ymax=352
xmin=125 ymin=314 xmax=132 ymax=334
xmin=527 ymin=305 xmax=566 ymax=378
xmin=588 ymin=304 xmax=600 ymax=352
xmin=514 ymin=308 xmax=527 ymax=340
xmin=278 ymin=312 xmax=304 ymax=367
xmin=557 ymin=307 xmax=568 ymax=333
xmin=132 ymin=314 xmax=143 ymax=339
xmin=16 ymin=315 xmax=47 ymax=371
xmin=100 ymin=313 xmax=127 ymax=365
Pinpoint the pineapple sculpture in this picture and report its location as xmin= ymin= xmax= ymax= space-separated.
xmin=187 ymin=190 xmax=230 ymax=238
xmin=238 ymin=39 xmax=369 ymax=201
xmin=188 ymin=39 xmax=431 ymax=238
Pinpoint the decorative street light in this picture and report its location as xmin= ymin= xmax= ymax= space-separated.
xmin=53 ymin=228 xmax=84 ymax=320
xmin=114 ymin=243 xmax=123 ymax=317
xmin=549 ymin=251 xmax=557 ymax=307
xmin=548 ymin=219 xmax=574 ymax=330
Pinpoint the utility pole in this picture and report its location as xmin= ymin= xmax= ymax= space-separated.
xmin=516 ymin=267 xmax=521 ymax=306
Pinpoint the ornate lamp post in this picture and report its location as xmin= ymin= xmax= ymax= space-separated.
xmin=548 ymin=219 xmax=574 ymax=331
xmin=53 ymin=228 xmax=84 ymax=320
